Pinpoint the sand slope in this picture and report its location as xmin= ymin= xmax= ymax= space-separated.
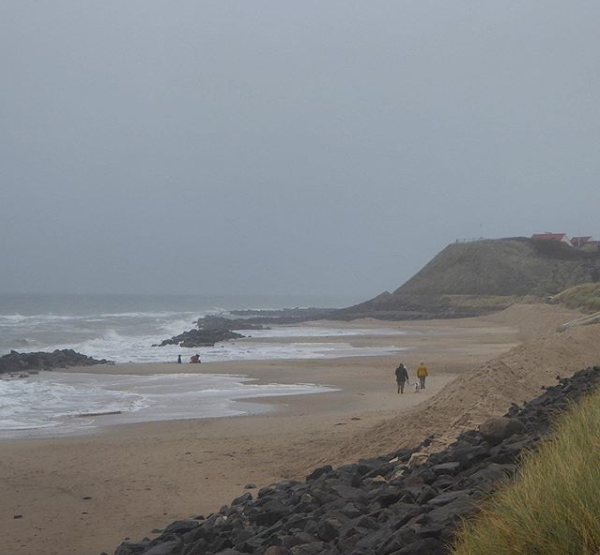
xmin=327 ymin=307 xmax=600 ymax=466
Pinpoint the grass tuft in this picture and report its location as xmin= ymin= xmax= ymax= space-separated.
xmin=554 ymin=283 xmax=600 ymax=313
xmin=452 ymin=390 xmax=600 ymax=555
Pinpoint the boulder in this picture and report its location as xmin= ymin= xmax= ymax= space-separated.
xmin=479 ymin=417 xmax=525 ymax=446
xmin=263 ymin=547 xmax=288 ymax=555
xmin=306 ymin=465 xmax=333 ymax=481
xmin=288 ymin=542 xmax=325 ymax=555
xmin=394 ymin=537 xmax=444 ymax=555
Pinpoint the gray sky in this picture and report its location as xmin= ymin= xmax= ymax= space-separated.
xmin=1 ymin=1 xmax=599 ymax=297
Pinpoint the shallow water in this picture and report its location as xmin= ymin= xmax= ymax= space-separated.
xmin=0 ymin=372 xmax=336 ymax=438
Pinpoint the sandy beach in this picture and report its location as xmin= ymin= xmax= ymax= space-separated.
xmin=0 ymin=307 xmax=587 ymax=555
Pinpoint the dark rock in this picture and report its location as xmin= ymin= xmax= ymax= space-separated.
xmin=427 ymin=496 xmax=477 ymax=526
xmin=232 ymin=492 xmax=253 ymax=505
xmin=164 ymin=520 xmax=200 ymax=534
xmin=479 ymin=417 xmax=525 ymax=446
xmin=156 ymin=328 xmax=244 ymax=348
xmin=263 ymin=547 xmax=289 ymax=555
xmin=288 ymin=542 xmax=325 ymax=555
xmin=400 ymin=485 xmax=435 ymax=504
xmin=428 ymin=490 xmax=472 ymax=507
xmin=0 ymin=349 xmax=112 ymax=374
xmin=431 ymin=462 xmax=460 ymax=476
xmin=197 ymin=315 xmax=266 ymax=332
xmin=467 ymin=463 xmax=516 ymax=493
xmin=316 ymin=517 xmax=343 ymax=541
xmin=142 ymin=538 xmax=182 ymax=555
xmin=306 ymin=465 xmax=334 ymax=481
xmin=387 ymin=503 xmax=424 ymax=527
xmin=354 ymin=525 xmax=394 ymax=552
xmin=353 ymin=515 xmax=380 ymax=531
xmin=449 ymin=444 xmax=490 ymax=469
xmin=393 ymin=537 xmax=444 ymax=554
xmin=115 ymin=542 xmax=151 ymax=555
xmin=330 ymin=484 xmax=368 ymax=503
xmin=255 ymin=500 xmax=289 ymax=527
xmin=339 ymin=502 xmax=364 ymax=518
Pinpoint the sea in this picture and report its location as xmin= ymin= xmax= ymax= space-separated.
xmin=0 ymin=293 xmax=405 ymax=436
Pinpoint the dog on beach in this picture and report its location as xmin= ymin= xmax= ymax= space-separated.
xmin=413 ymin=381 xmax=421 ymax=393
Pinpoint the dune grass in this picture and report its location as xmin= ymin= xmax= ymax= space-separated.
xmin=452 ymin=390 xmax=600 ymax=555
xmin=446 ymin=295 xmax=540 ymax=310
xmin=554 ymin=283 xmax=600 ymax=313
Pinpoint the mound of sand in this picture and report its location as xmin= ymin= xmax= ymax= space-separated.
xmin=313 ymin=311 xmax=600 ymax=467
xmin=480 ymin=303 xmax=583 ymax=341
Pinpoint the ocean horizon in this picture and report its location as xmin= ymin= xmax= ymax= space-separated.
xmin=0 ymin=292 xmax=365 ymax=362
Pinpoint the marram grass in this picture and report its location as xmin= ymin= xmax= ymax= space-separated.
xmin=554 ymin=283 xmax=600 ymax=313
xmin=452 ymin=391 xmax=600 ymax=555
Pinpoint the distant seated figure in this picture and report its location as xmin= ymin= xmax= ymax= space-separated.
xmin=190 ymin=354 xmax=201 ymax=364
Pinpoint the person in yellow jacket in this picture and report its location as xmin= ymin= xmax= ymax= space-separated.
xmin=416 ymin=362 xmax=428 ymax=389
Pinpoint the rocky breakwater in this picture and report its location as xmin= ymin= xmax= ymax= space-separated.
xmin=157 ymin=329 xmax=245 ymax=348
xmin=109 ymin=366 xmax=600 ymax=555
xmin=156 ymin=316 xmax=267 ymax=348
xmin=0 ymin=349 xmax=112 ymax=374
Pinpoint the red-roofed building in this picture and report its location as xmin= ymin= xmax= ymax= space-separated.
xmin=571 ymin=236 xmax=593 ymax=248
xmin=531 ymin=233 xmax=570 ymax=244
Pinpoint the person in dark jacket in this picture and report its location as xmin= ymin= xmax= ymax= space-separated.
xmin=395 ymin=363 xmax=409 ymax=394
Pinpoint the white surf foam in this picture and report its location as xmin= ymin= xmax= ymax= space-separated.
xmin=0 ymin=307 xmax=407 ymax=364
xmin=0 ymin=372 xmax=335 ymax=437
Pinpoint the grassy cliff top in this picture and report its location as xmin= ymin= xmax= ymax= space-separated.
xmin=396 ymin=237 xmax=599 ymax=297
xmin=335 ymin=238 xmax=600 ymax=320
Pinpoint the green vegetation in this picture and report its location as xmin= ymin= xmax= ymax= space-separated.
xmin=398 ymin=238 xmax=599 ymax=297
xmin=452 ymin=390 xmax=600 ymax=555
xmin=554 ymin=283 xmax=600 ymax=313
xmin=446 ymin=295 xmax=540 ymax=310
xmin=336 ymin=238 xmax=600 ymax=320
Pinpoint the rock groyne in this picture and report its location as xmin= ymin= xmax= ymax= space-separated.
xmin=0 ymin=349 xmax=112 ymax=374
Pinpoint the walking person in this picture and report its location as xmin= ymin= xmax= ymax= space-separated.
xmin=416 ymin=362 xmax=428 ymax=389
xmin=395 ymin=363 xmax=409 ymax=394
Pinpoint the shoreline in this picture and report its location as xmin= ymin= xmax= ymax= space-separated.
xmin=0 ymin=308 xmax=580 ymax=555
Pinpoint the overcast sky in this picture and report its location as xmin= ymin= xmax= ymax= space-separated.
xmin=1 ymin=1 xmax=599 ymax=298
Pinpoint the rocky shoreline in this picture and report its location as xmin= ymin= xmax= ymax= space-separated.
xmin=0 ymin=349 xmax=112 ymax=375
xmin=108 ymin=366 xmax=600 ymax=555
xmin=154 ymin=311 xmax=332 ymax=349
xmin=156 ymin=329 xmax=246 ymax=348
